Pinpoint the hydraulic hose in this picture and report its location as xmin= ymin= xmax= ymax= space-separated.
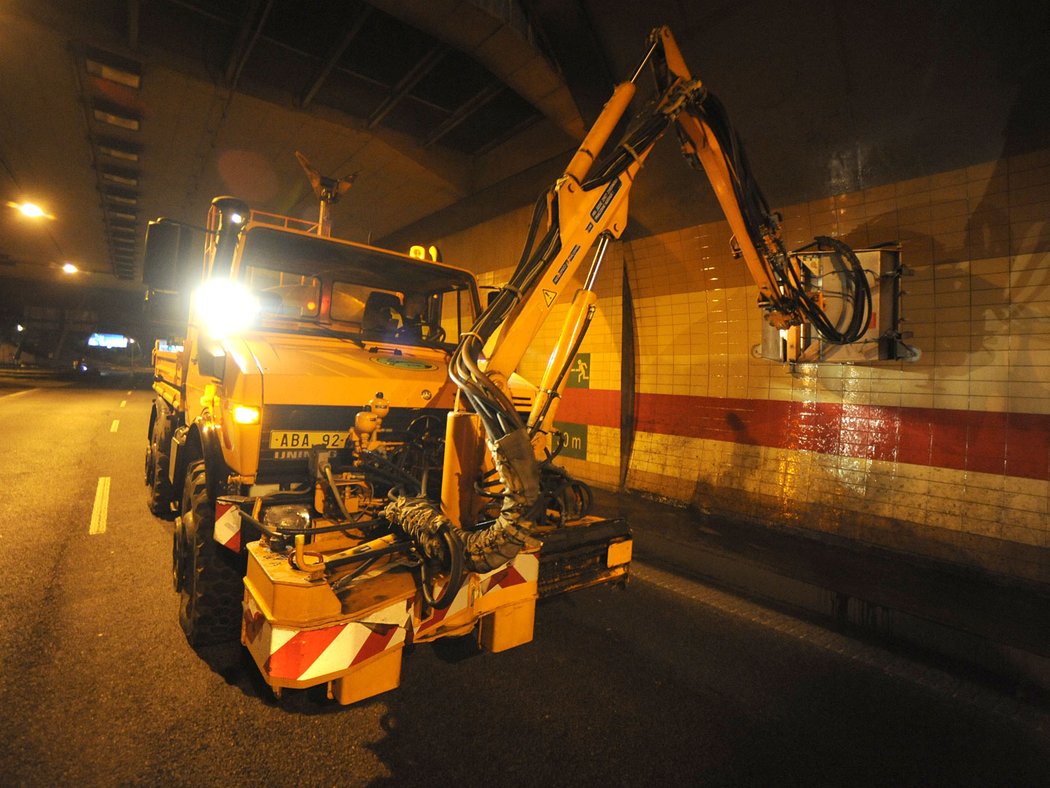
xmin=383 ymin=495 xmax=464 ymax=608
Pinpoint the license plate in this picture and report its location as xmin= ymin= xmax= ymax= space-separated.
xmin=268 ymin=430 xmax=351 ymax=450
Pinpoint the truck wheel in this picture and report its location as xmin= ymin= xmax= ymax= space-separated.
xmin=175 ymin=460 xmax=245 ymax=645
xmin=146 ymin=413 xmax=176 ymax=518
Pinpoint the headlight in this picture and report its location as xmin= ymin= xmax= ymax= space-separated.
xmin=232 ymin=405 xmax=260 ymax=424
xmin=194 ymin=279 xmax=260 ymax=338
xmin=262 ymin=505 xmax=311 ymax=531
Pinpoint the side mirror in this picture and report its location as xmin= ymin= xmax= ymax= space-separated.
xmin=144 ymin=290 xmax=187 ymax=326
xmin=196 ymin=339 xmax=226 ymax=380
xmin=143 ymin=218 xmax=201 ymax=292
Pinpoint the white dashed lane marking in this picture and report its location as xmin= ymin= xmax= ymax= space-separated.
xmin=110 ymin=420 xmax=119 ymax=433
xmin=0 ymin=389 xmax=35 ymax=401
xmin=89 ymin=477 xmax=110 ymax=535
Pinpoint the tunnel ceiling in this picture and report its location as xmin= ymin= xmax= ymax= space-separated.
xmin=1 ymin=0 xmax=1048 ymax=337
xmin=0 ymin=0 xmax=585 ymax=331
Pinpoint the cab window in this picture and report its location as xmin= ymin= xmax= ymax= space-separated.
xmin=244 ymin=265 xmax=320 ymax=319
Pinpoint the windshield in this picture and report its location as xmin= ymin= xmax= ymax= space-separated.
xmin=244 ymin=266 xmax=321 ymax=319
xmin=237 ymin=226 xmax=478 ymax=348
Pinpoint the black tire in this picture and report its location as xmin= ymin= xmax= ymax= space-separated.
xmin=146 ymin=411 xmax=177 ymax=518
xmin=174 ymin=460 xmax=245 ymax=645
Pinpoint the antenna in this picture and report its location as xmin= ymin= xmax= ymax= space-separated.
xmin=295 ymin=151 xmax=356 ymax=237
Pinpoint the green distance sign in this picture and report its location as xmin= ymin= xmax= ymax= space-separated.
xmin=553 ymin=421 xmax=587 ymax=460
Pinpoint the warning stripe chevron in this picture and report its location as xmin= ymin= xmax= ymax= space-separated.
xmin=416 ymin=581 xmax=470 ymax=633
xmin=213 ymin=502 xmax=241 ymax=552
xmin=352 ymin=624 xmax=399 ymax=666
xmin=256 ymin=597 xmax=412 ymax=682
xmin=480 ymin=552 xmax=538 ymax=595
xmin=268 ymin=624 xmax=346 ymax=679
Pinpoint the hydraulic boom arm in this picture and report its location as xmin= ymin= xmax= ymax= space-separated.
xmin=396 ymin=26 xmax=873 ymax=575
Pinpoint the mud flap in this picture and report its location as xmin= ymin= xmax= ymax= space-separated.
xmin=536 ymin=517 xmax=632 ymax=598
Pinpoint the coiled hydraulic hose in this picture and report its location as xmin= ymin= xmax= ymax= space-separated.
xmin=383 ymin=495 xmax=464 ymax=608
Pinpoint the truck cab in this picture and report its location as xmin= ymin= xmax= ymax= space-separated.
xmin=147 ymin=198 xmax=492 ymax=495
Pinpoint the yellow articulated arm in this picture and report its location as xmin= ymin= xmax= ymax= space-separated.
xmin=433 ymin=25 xmax=872 ymax=573
xmin=484 ymin=83 xmax=644 ymax=383
xmin=443 ymin=75 xmax=662 ymax=570
xmin=649 ymin=27 xmax=791 ymax=325
xmin=648 ymin=26 xmax=872 ymax=342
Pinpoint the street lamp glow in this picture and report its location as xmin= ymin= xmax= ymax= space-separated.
xmin=61 ymin=262 xmax=79 ymax=274
xmin=16 ymin=324 xmax=24 ymax=332
xmin=6 ymin=201 xmax=54 ymax=219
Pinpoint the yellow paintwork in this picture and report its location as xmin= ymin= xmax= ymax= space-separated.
xmin=440 ymin=410 xmax=486 ymax=527
xmin=485 ymin=100 xmax=647 ymax=383
xmin=159 ymin=177 xmax=637 ymax=708
xmin=654 ymin=26 xmax=793 ymax=321
xmin=607 ymin=538 xmax=633 ymax=568
xmin=328 ymin=648 xmax=405 ymax=705
xmin=239 ymin=333 xmax=456 ymax=408
xmin=564 ymin=81 xmax=636 ymax=183
xmin=157 ymin=207 xmax=481 ymax=484
xmin=152 ymin=379 xmax=182 ymax=412
xmin=479 ymin=599 xmax=536 ymax=653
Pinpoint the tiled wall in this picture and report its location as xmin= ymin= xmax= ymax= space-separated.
xmin=437 ymin=148 xmax=1050 ymax=584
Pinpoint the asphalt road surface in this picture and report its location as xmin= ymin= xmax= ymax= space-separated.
xmin=1 ymin=382 xmax=1049 ymax=786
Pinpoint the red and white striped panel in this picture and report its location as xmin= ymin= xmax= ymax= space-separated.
xmin=244 ymin=595 xmax=411 ymax=683
xmin=414 ymin=578 xmax=471 ymax=634
xmin=213 ymin=501 xmax=241 ymax=552
xmin=479 ymin=551 xmax=539 ymax=596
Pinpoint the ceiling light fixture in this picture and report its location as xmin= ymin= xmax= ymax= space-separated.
xmin=100 ymin=168 xmax=139 ymax=187
xmin=92 ymin=100 xmax=141 ymax=131
xmin=105 ymin=193 xmax=137 ymax=207
xmin=85 ymin=48 xmax=142 ymax=90
xmin=98 ymin=142 xmax=140 ymax=162
xmin=7 ymin=201 xmax=54 ymax=219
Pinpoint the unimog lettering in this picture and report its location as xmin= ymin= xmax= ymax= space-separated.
xmin=274 ymin=450 xmax=309 ymax=460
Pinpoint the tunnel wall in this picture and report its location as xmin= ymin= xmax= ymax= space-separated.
xmin=439 ymin=147 xmax=1050 ymax=585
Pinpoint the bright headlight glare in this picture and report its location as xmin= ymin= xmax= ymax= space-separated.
xmin=232 ymin=405 xmax=260 ymax=424
xmin=194 ymin=279 xmax=259 ymax=338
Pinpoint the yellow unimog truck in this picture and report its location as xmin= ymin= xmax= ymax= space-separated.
xmin=144 ymin=189 xmax=631 ymax=705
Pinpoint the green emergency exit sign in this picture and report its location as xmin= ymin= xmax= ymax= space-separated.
xmin=566 ymin=352 xmax=590 ymax=388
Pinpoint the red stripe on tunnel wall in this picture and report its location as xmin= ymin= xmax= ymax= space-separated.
xmin=557 ymin=388 xmax=1050 ymax=482
xmin=559 ymin=388 xmax=621 ymax=428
